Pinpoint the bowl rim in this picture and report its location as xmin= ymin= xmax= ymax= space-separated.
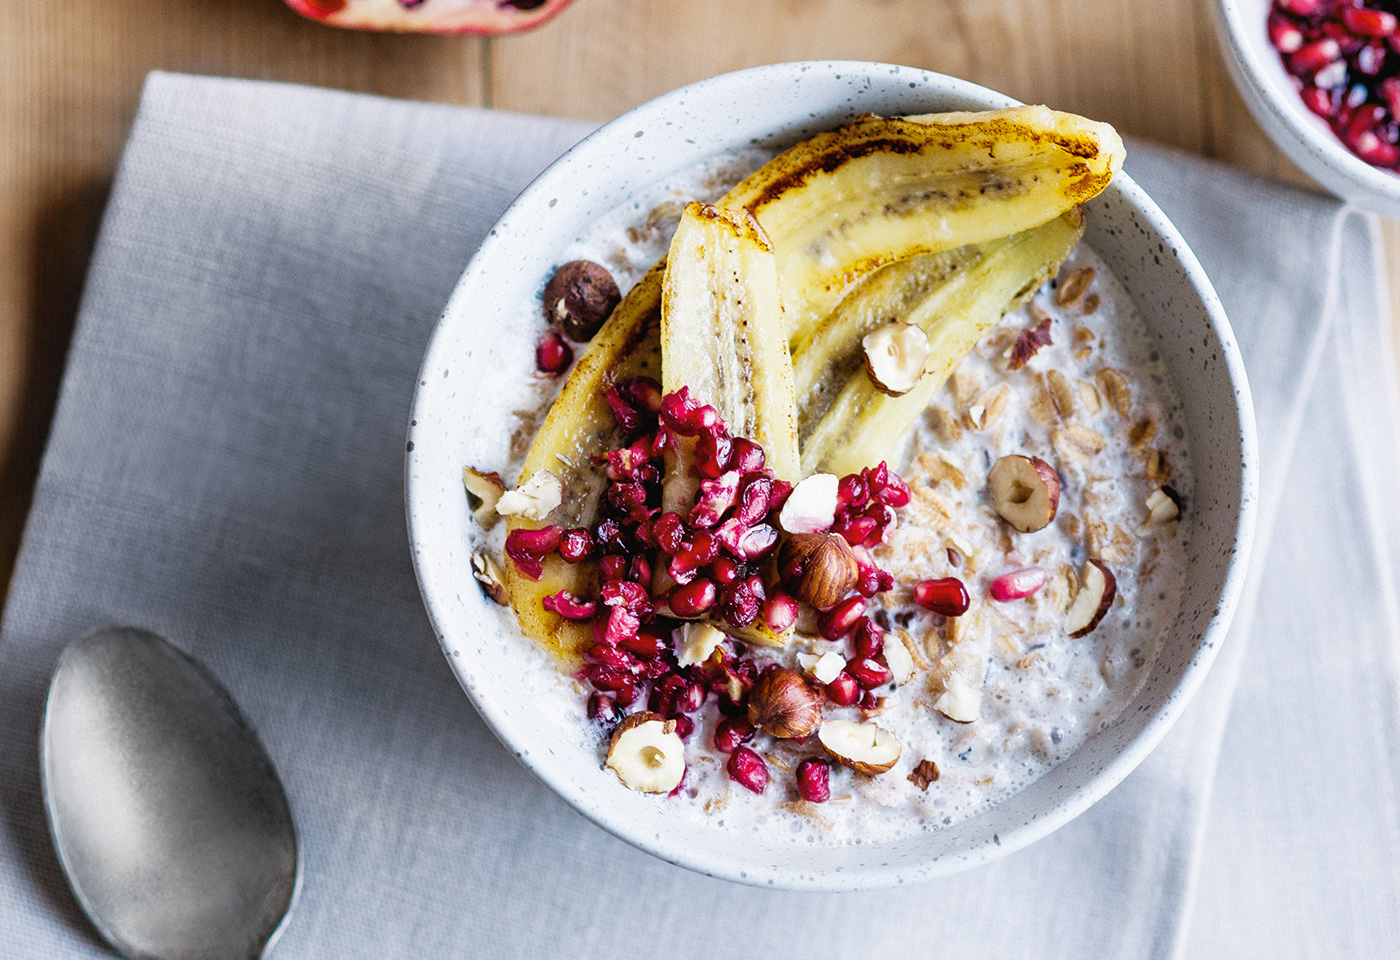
xmin=405 ymin=60 xmax=1258 ymax=889
xmin=1213 ymin=0 xmax=1400 ymax=200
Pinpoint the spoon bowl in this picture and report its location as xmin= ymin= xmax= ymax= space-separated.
xmin=41 ymin=626 xmax=298 ymax=960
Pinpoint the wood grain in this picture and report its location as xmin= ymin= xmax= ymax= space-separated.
xmin=0 ymin=0 xmax=1393 ymax=594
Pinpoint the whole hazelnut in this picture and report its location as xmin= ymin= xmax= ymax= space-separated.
xmin=777 ymin=532 xmax=860 ymax=610
xmin=747 ymin=668 xmax=824 ymax=739
xmin=542 ymin=260 xmax=621 ymax=341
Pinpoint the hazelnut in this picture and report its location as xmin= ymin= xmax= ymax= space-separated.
xmin=1064 ymin=558 xmax=1116 ymax=638
xmin=747 ymin=668 xmax=824 ymax=739
xmin=462 ymin=467 xmax=506 ymax=526
xmin=605 ymin=712 xmax=686 ymax=793
xmin=817 ymin=719 xmax=901 ymax=775
xmin=495 ymin=470 xmax=563 ymax=521
xmin=777 ymin=532 xmax=859 ymax=610
xmin=862 ymin=321 xmax=929 ymax=396
xmin=470 ymin=549 xmax=509 ymax=606
xmin=987 ymin=454 xmax=1060 ymax=533
xmin=542 ymin=260 xmax=620 ymax=341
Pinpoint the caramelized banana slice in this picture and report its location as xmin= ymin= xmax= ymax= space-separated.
xmin=790 ymin=245 xmax=984 ymax=439
xmin=504 ymin=263 xmax=664 ymax=659
xmin=723 ymin=106 xmax=1123 ymax=345
xmin=801 ymin=209 xmax=1085 ymax=476
xmin=661 ymin=202 xmax=800 ymax=482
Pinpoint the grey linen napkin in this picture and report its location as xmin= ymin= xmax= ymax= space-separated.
xmin=1 ymin=73 xmax=1396 ymax=959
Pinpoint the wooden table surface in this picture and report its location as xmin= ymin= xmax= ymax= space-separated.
xmin=3 ymin=0 xmax=1395 ymax=592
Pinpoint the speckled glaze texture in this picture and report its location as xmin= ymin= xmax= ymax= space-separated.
xmin=1213 ymin=0 xmax=1400 ymax=215
xmin=405 ymin=62 xmax=1258 ymax=890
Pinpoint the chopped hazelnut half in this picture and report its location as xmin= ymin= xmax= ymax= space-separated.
xmin=1065 ymin=559 xmax=1117 ymax=638
xmin=882 ymin=633 xmax=915 ymax=684
xmin=470 ymin=549 xmax=509 ymax=606
xmin=778 ymin=472 xmax=839 ymax=534
xmin=676 ymin=622 xmax=726 ymax=668
xmin=862 ymin=321 xmax=930 ymax=396
xmin=606 ymin=712 xmax=686 ymax=793
xmin=495 ymin=470 xmax=563 ymax=520
xmin=934 ymin=673 xmax=982 ymax=723
xmin=988 ymin=455 xmax=1061 ymax=533
xmin=462 ymin=467 xmax=506 ymax=526
xmin=1144 ymin=487 xmax=1181 ymax=526
xmin=798 ymin=650 xmax=848 ymax=685
xmin=818 ymin=719 xmax=902 ymax=775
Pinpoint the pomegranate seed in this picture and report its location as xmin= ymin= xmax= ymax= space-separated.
xmin=1313 ymin=59 xmax=1349 ymax=89
xmin=621 ymin=376 xmax=663 ymax=414
xmin=1354 ymin=129 xmax=1400 ymax=165
xmin=1289 ymin=38 xmax=1342 ymax=76
xmin=858 ymin=689 xmax=879 ymax=711
xmin=1277 ymin=0 xmax=1320 ymax=14
xmin=1346 ymin=103 xmax=1386 ymax=142
xmin=681 ymin=681 xmax=707 ymax=713
xmin=914 ymin=577 xmax=971 ymax=616
xmin=601 ymin=579 xmax=650 ymax=611
xmin=730 ymin=437 xmax=766 ymax=474
xmin=654 ymin=512 xmax=686 ymax=553
xmin=1381 ymin=77 xmax=1400 ymax=115
xmin=851 ymin=617 xmax=884 ymax=659
xmin=636 ymin=657 xmax=671 ymax=680
xmin=586 ymin=692 xmax=619 ymax=723
xmin=1302 ymin=83 xmax=1341 ymax=117
xmin=819 ymin=596 xmax=866 ymax=639
xmin=833 ymin=513 xmax=879 ymax=547
xmin=650 ymin=674 xmax=687 ymax=715
xmin=690 ymin=471 xmax=742 ymax=528
xmin=604 ymin=385 xmax=644 ymax=435
xmin=848 ymin=656 xmax=892 ymax=689
xmin=671 ymin=714 xmax=695 ymax=740
xmin=584 ymin=642 xmax=635 ymax=671
xmin=709 ymin=556 xmax=743 ymax=585
xmin=600 ymin=605 xmax=642 ymax=646
xmin=542 ymin=591 xmax=597 ymax=621
xmin=534 ymin=329 xmax=573 ymax=375
xmin=727 ymin=746 xmax=769 ymax=794
xmin=588 ymin=663 xmax=635 ymax=693
xmin=1355 ymin=41 xmax=1388 ymax=75
xmin=836 ymin=473 xmax=868 ymax=510
xmin=558 ymin=527 xmax=593 ymax=563
xmin=874 ymin=470 xmax=911 ymax=507
xmin=599 ymin=554 xmax=627 ymax=581
xmin=720 ymin=576 xmax=764 ymax=628
xmin=694 ymin=432 xmax=733 ymax=479
xmin=1342 ymin=6 xmax=1397 ymax=36
xmin=989 ymin=566 xmax=1050 ymax=601
xmin=715 ymin=519 xmax=779 ymax=560
xmin=620 ymin=625 xmax=669 ymax=660
xmin=825 ymin=672 xmax=860 ymax=706
xmin=1269 ymin=11 xmax=1306 ymax=54
xmin=669 ymin=578 xmax=717 ymax=617
xmin=627 ymin=554 xmax=652 ymax=584
xmin=504 ymin=525 xmax=561 ymax=579
xmin=714 ymin=716 xmax=756 ymax=752
xmin=796 ymin=758 xmax=831 ymax=803
xmin=735 ymin=475 xmax=774 ymax=526
xmin=763 ymin=592 xmax=800 ymax=632
xmin=768 ymin=479 xmax=793 ymax=513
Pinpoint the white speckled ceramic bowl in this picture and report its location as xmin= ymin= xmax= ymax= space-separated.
xmin=406 ymin=62 xmax=1257 ymax=890
xmin=1213 ymin=0 xmax=1400 ymax=215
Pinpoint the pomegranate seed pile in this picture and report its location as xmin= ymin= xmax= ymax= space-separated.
xmin=1270 ymin=0 xmax=1400 ymax=168
xmin=503 ymin=380 xmax=960 ymax=797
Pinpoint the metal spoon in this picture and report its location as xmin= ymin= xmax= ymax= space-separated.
xmin=41 ymin=626 xmax=299 ymax=960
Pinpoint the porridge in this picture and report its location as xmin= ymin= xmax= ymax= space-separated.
xmin=463 ymin=107 xmax=1188 ymax=843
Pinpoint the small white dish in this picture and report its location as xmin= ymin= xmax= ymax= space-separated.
xmin=1213 ymin=0 xmax=1400 ymax=215
xmin=405 ymin=61 xmax=1257 ymax=890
